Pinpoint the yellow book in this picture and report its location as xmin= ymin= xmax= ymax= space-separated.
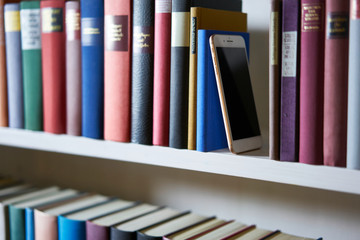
xmin=187 ymin=7 xmax=247 ymax=150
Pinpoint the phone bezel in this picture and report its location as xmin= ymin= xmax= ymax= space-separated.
xmin=209 ymin=34 xmax=262 ymax=154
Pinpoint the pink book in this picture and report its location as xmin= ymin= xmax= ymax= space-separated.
xmin=299 ymin=0 xmax=325 ymax=165
xmin=323 ymin=0 xmax=349 ymax=167
xmin=153 ymin=0 xmax=171 ymax=146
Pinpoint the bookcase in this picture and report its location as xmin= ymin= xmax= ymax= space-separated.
xmin=0 ymin=1 xmax=360 ymax=239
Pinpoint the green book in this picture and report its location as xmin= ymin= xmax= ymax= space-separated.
xmin=20 ymin=1 xmax=42 ymax=131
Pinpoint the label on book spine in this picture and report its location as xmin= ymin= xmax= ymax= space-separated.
xmin=191 ymin=17 xmax=197 ymax=54
xmin=4 ymin=11 xmax=20 ymax=32
xmin=133 ymin=26 xmax=154 ymax=54
xmin=81 ymin=18 xmax=103 ymax=47
xmin=351 ymin=0 xmax=360 ymax=19
xmin=66 ymin=9 xmax=81 ymax=41
xmin=171 ymin=12 xmax=190 ymax=47
xmin=326 ymin=12 xmax=349 ymax=39
xmin=42 ymin=8 xmax=63 ymax=33
xmin=20 ymin=9 xmax=41 ymax=50
xmin=282 ymin=31 xmax=297 ymax=77
xmin=301 ymin=3 xmax=324 ymax=32
xmin=156 ymin=0 xmax=171 ymax=13
xmin=105 ymin=15 xmax=128 ymax=51
xmin=0 ymin=10 xmax=4 ymax=45
xmin=270 ymin=12 xmax=279 ymax=65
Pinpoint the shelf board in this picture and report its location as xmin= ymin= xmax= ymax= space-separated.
xmin=0 ymin=127 xmax=359 ymax=195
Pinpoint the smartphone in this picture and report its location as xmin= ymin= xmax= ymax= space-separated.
xmin=209 ymin=34 xmax=262 ymax=154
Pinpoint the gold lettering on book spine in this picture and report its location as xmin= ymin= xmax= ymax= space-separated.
xmin=302 ymin=3 xmax=324 ymax=32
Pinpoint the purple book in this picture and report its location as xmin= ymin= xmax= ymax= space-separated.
xmin=86 ymin=221 xmax=109 ymax=240
xmin=66 ymin=1 xmax=82 ymax=136
xmin=280 ymin=0 xmax=300 ymax=162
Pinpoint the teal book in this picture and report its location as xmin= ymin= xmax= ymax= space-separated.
xmin=20 ymin=1 xmax=42 ymax=131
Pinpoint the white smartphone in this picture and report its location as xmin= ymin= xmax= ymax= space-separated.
xmin=209 ymin=34 xmax=262 ymax=154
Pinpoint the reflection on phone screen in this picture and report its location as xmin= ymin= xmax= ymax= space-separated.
xmin=216 ymin=47 xmax=261 ymax=140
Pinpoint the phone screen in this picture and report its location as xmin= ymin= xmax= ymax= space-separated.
xmin=216 ymin=47 xmax=260 ymax=140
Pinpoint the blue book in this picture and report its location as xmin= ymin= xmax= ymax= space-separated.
xmin=25 ymin=208 xmax=34 ymax=240
xmin=81 ymin=0 xmax=104 ymax=139
xmin=196 ymin=30 xmax=249 ymax=152
xmin=4 ymin=3 xmax=24 ymax=129
xmin=58 ymin=216 xmax=85 ymax=240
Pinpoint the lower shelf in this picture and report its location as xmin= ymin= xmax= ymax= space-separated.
xmin=0 ymin=127 xmax=359 ymax=195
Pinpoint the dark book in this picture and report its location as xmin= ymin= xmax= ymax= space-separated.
xmin=299 ymin=0 xmax=325 ymax=165
xmin=131 ymin=0 xmax=155 ymax=145
xmin=4 ymin=3 xmax=24 ymax=129
xmin=269 ymin=0 xmax=282 ymax=160
xmin=66 ymin=1 xmax=82 ymax=136
xmin=347 ymin=0 xmax=360 ymax=170
xmin=323 ymin=0 xmax=349 ymax=167
xmin=81 ymin=0 xmax=104 ymax=139
xmin=279 ymin=0 xmax=300 ymax=162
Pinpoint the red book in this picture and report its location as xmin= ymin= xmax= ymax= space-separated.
xmin=299 ymin=0 xmax=325 ymax=165
xmin=0 ymin=0 xmax=8 ymax=127
xmin=41 ymin=0 xmax=66 ymax=134
xmin=323 ymin=0 xmax=349 ymax=167
xmin=104 ymin=0 xmax=132 ymax=142
xmin=152 ymin=0 xmax=171 ymax=146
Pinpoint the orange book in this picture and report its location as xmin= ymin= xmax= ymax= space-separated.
xmin=187 ymin=7 xmax=247 ymax=150
xmin=104 ymin=0 xmax=132 ymax=142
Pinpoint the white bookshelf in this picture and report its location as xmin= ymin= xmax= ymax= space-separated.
xmin=1 ymin=127 xmax=359 ymax=196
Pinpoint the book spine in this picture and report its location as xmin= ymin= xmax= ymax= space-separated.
xmin=40 ymin=1 xmax=66 ymax=134
xmin=66 ymin=1 xmax=81 ymax=136
xmin=168 ymin=0 xmax=190 ymax=149
xmin=153 ymin=0 xmax=171 ymax=146
xmin=299 ymin=0 xmax=325 ymax=165
xmin=58 ymin=216 xmax=85 ymax=240
xmin=25 ymin=208 xmax=34 ymax=240
xmin=20 ymin=1 xmax=42 ymax=131
xmin=86 ymin=221 xmax=109 ymax=240
xmin=0 ymin=0 xmax=8 ymax=127
xmin=4 ymin=3 xmax=24 ymax=129
xmin=0 ymin=205 xmax=10 ymax=240
xmin=110 ymin=227 xmax=136 ymax=240
xmin=131 ymin=0 xmax=155 ymax=145
xmin=269 ymin=0 xmax=282 ymax=160
xmin=323 ymin=0 xmax=349 ymax=167
xmin=81 ymin=0 xmax=104 ymax=139
xmin=34 ymin=210 xmax=58 ymax=240
xmin=279 ymin=0 xmax=300 ymax=162
xmin=104 ymin=0 xmax=132 ymax=142
xmin=8 ymin=206 xmax=25 ymax=240
xmin=347 ymin=0 xmax=360 ymax=170
xmin=187 ymin=7 xmax=198 ymax=150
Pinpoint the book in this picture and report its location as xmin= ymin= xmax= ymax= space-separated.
xmin=41 ymin=0 xmax=66 ymax=134
xmin=347 ymin=0 xmax=360 ymax=170
xmin=269 ymin=0 xmax=282 ymax=160
xmin=81 ymin=0 xmax=105 ymax=139
xmin=104 ymin=0 xmax=132 ymax=143
xmin=58 ymin=199 xmax=134 ymax=240
xmin=225 ymin=228 xmax=279 ymax=240
xmin=0 ymin=0 xmax=8 ymax=127
xmin=86 ymin=203 xmax=159 ymax=240
xmin=153 ymin=0 xmax=172 ymax=146
xmin=0 ymin=184 xmax=32 ymax=199
xmin=164 ymin=218 xmax=227 ymax=240
xmin=266 ymin=232 xmax=318 ymax=240
xmin=111 ymin=207 xmax=184 ymax=240
xmin=34 ymin=194 xmax=110 ymax=240
xmin=279 ymin=0 xmax=300 ymax=162
xmin=299 ymin=0 xmax=325 ymax=165
xmin=131 ymin=0 xmax=155 ymax=145
xmin=4 ymin=3 xmax=24 ymax=129
xmin=0 ymin=186 xmax=60 ymax=240
xmin=193 ymin=221 xmax=248 ymax=240
xmin=169 ymin=0 xmax=191 ymax=149
xmin=65 ymin=1 xmax=81 ymax=136
xmin=323 ymin=0 xmax=349 ymax=167
xmin=8 ymin=189 xmax=78 ymax=240
xmin=188 ymin=7 xmax=247 ymax=150
xmin=20 ymin=1 xmax=42 ymax=131
xmin=196 ymin=30 xmax=249 ymax=152
xmin=22 ymin=189 xmax=80 ymax=240
xmin=137 ymin=212 xmax=210 ymax=240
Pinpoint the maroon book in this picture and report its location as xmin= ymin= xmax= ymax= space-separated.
xmin=299 ymin=0 xmax=325 ymax=165
xmin=66 ymin=1 xmax=81 ymax=136
xmin=86 ymin=221 xmax=109 ymax=240
xmin=323 ymin=0 xmax=349 ymax=167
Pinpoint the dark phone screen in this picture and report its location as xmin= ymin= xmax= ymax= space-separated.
xmin=216 ymin=47 xmax=261 ymax=140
